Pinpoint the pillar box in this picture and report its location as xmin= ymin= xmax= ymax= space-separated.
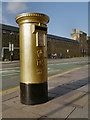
xmin=15 ymin=13 xmax=49 ymax=105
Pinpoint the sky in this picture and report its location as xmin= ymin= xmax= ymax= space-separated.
xmin=1 ymin=2 xmax=88 ymax=38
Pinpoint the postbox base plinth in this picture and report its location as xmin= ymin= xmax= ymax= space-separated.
xmin=20 ymin=81 xmax=48 ymax=105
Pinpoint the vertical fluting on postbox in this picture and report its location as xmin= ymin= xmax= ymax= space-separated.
xmin=15 ymin=13 xmax=49 ymax=105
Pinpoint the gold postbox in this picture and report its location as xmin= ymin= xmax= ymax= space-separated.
xmin=15 ymin=13 xmax=49 ymax=105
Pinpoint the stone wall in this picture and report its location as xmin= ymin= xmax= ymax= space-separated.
xmin=2 ymin=27 xmax=19 ymax=61
xmin=0 ymin=24 xmax=88 ymax=61
xmin=47 ymin=36 xmax=80 ymax=58
xmin=71 ymin=29 xmax=88 ymax=57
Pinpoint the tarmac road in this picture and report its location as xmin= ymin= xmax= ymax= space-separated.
xmin=1 ymin=57 xmax=88 ymax=92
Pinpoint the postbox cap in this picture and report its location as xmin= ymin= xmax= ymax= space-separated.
xmin=15 ymin=12 xmax=49 ymax=25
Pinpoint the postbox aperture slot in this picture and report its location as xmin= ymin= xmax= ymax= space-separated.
xmin=35 ymin=26 xmax=47 ymax=31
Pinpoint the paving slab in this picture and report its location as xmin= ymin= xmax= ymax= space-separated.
xmin=68 ymin=107 xmax=88 ymax=118
xmin=2 ymin=107 xmax=41 ymax=118
xmin=42 ymin=106 xmax=75 ymax=118
xmin=48 ymin=89 xmax=88 ymax=110
xmin=77 ymin=84 xmax=88 ymax=92
xmin=2 ymin=96 xmax=27 ymax=110
xmin=22 ymin=100 xmax=75 ymax=118
xmin=2 ymin=89 xmax=19 ymax=102
xmin=2 ymin=104 xmax=11 ymax=112
xmin=49 ymin=86 xmax=72 ymax=98
xmin=64 ymin=91 xmax=88 ymax=108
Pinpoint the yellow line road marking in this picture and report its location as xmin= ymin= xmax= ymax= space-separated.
xmin=48 ymin=67 xmax=81 ymax=79
xmin=1 ymin=67 xmax=81 ymax=95
xmin=0 ymin=86 xmax=19 ymax=95
xmin=10 ymin=76 xmax=19 ymax=79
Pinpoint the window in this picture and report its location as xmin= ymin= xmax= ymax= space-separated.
xmin=53 ymin=39 xmax=55 ymax=42
xmin=81 ymin=44 xmax=83 ymax=47
xmin=15 ymin=35 xmax=16 ymax=39
xmin=80 ymin=34 xmax=81 ymax=37
xmin=49 ymin=38 xmax=51 ymax=42
xmin=47 ymin=38 xmax=49 ymax=42
xmin=10 ymin=31 xmax=14 ymax=35
xmin=3 ymin=30 xmax=6 ymax=34
xmin=17 ymin=33 xmax=19 ymax=36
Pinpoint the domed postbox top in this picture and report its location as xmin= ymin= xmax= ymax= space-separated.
xmin=15 ymin=13 xmax=49 ymax=25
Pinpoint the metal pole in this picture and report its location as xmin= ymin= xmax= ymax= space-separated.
xmin=15 ymin=13 xmax=49 ymax=105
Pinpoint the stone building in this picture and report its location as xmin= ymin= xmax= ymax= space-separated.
xmin=87 ymin=36 xmax=90 ymax=56
xmin=71 ymin=29 xmax=88 ymax=57
xmin=0 ymin=24 xmax=88 ymax=61
xmin=47 ymin=34 xmax=80 ymax=58
xmin=0 ymin=24 xmax=19 ymax=61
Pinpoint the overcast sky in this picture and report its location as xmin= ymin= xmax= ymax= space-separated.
xmin=1 ymin=2 xmax=88 ymax=38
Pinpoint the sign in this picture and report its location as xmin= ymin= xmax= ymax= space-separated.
xmin=67 ymin=49 xmax=69 ymax=53
xmin=9 ymin=43 xmax=12 ymax=51
xmin=38 ymin=33 xmax=44 ymax=46
xmin=12 ymin=44 xmax=14 ymax=51
xmin=36 ymin=32 xmax=45 ymax=46
xmin=9 ymin=43 xmax=14 ymax=51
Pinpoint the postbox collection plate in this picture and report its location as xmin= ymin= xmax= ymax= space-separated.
xmin=36 ymin=32 xmax=45 ymax=46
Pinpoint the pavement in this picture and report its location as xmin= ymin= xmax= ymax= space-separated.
xmin=1 ymin=61 xmax=89 ymax=119
xmin=0 ymin=57 xmax=88 ymax=64
xmin=0 ymin=60 xmax=19 ymax=64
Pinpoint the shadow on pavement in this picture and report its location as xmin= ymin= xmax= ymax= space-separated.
xmin=46 ymin=77 xmax=89 ymax=117
xmin=49 ymin=77 xmax=88 ymax=99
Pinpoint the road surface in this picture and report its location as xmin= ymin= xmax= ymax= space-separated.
xmin=1 ymin=57 xmax=88 ymax=92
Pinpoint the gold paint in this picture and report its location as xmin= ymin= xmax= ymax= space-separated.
xmin=15 ymin=13 xmax=49 ymax=84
